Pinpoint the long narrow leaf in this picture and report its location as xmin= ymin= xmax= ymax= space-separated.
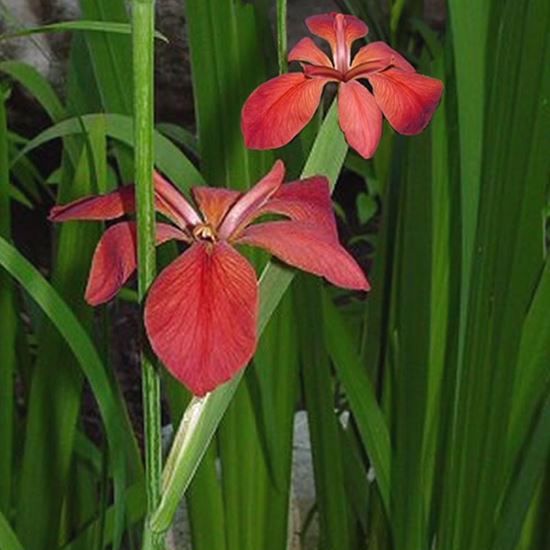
xmin=297 ymin=276 xmax=352 ymax=550
xmin=322 ymin=291 xmax=391 ymax=511
xmin=0 ymin=61 xmax=65 ymax=121
xmin=0 ymin=21 xmax=167 ymax=43
xmin=0 ymin=512 xmax=23 ymax=550
xmin=492 ymin=391 xmax=550 ymax=550
xmin=0 ymin=236 xmax=127 ymax=550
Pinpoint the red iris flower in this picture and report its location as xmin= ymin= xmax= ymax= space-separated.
xmin=49 ymin=161 xmax=368 ymax=395
xmin=242 ymin=12 xmax=444 ymax=159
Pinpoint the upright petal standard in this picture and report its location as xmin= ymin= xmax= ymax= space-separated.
xmin=49 ymin=161 xmax=369 ymax=395
xmin=242 ymin=12 xmax=443 ymax=158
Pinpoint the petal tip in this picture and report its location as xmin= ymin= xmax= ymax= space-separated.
xmin=48 ymin=204 xmax=76 ymax=222
xmin=359 ymin=275 xmax=371 ymax=292
xmin=341 ymin=263 xmax=371 ymax=292
xmin=48 ymin=207 xmax=60 ymax=222
xmin=271 ymin=159 xmax=286 ymax=179
xmin=181 ymin=338 xmax=258 ymax=396
xmin=84 ymin=286 xmax=111 ymax=307
xmin=84 ymin=269 xmax=121 ymax=306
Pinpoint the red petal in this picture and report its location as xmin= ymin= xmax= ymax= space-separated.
xmin=306 ymin=13 xmax=368 ymax=53
xmin=219 ymin=160 xmax=285 ymax=239
xmin=191 ymin=187 xmax=241 ymax=229
xmin=144 ymin=242 xmax=258 ymax=396
xmin=368 ymin=68 xmax=444 ymax=135
xmin=49 ymin=186 xmax=135 ymax=222
xmin=258 ymin=176 xmax=338 ymax=239
xmin=241 ymin=73 xmax=327 ymax=150
xmin=236 ymin=221 xmax=369 ymax=291
xmin=350 ymin=41 xmax=414 ymax=73
xmin=288 ymin=37 xmax=333 ymax=68
xmin=338 ymin=80 xmax=382 ymax=159
xmin=153 ymin=171 xmax=201 ymax=228
xmin=50 ymin=174 xmax=201 ymax=231
xmin=85 ymin=222 xmax=187 ymax=306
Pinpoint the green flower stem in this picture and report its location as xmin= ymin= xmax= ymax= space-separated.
xmin=132 ymin=1 xmax=163 ymax=549
xmin=150 ymin=103 xmax=348 ymax=534
xmin=276 ymin=0 xmax=287 ymax=74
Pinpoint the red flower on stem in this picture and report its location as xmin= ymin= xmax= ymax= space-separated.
xmin=49 ymin=161 xmax=368 ymax=395
xmin=242 ymin=12 xmax=443 ymax=158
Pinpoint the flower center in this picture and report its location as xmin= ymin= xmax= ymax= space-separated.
xmin=192 ymin=223 xmax=217 ymax=242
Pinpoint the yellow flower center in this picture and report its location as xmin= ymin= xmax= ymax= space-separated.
xmin=192 ymin=223 xmax=217 ymax=242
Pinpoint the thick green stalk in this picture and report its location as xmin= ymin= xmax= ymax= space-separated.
xmin=132 ymin=1 xmax=162 ymax=549
xmin=276 ymin=0 xmax=287 ymax=74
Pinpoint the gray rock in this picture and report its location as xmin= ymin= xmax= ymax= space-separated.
xmin=0 ymin=0 xmax=52 ymax=76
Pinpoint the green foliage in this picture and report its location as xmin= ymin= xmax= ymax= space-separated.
xmin=0 ymin=511 xmax=23 ymax=550
xmin=0 ymin=0 xmax=547 ymax=549
xmin=0 ymin=83 xmax=16 ymax=520
xmin=0 ymin=20 xmax=167 ymax=43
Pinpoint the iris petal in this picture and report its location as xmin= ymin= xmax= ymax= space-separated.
xmin=49 ymin=186 xmax=136 ymax=222
xmin=350 ymin=41 xmax=414 ymax=73
xmin=241 ymin=73 xmax=327 ymax=150
xmin=50 ymin=174 xmax=202 ymax=230
xmin=338 ymin=80 xmax=382 ymax=159
xmin=153 ymin=171 xmax=202 ymax=227
xmin=192 ymin=187 xmax=241 ymax=229
xmin=288 ymin=37 xmax=333 ymax=68
xmin=252 ymin=176 xmax=339 ymax=240
xmin=236 ymin=221 xmax=369 ymax=291
xmin=306 ymin=12 xmax=368 ymax=59
xmin=219 ymin=160 xmax=285 ymax=239
xmin=144 ymin=242 xmax=258 ymax=396
xmin=368 ymin=68 xmax=444 ymax=135
xmin=85 ymin=222 xmax=187 ymax=306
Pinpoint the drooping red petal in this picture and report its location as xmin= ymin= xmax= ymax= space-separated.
xmin=144 ymin=242 xmax=258 ymax=396
xmin=153 ymin=171 xmax=202 ymax=228
xmin=338 ymin=80 xmax=383 ymax=159
xmin=288 ymin=37 xmax=333 ymax=68
xmin=49 ymin=186 xmax=135 ymax=222
xmin=256 ymin=176 xmax=338 ymax=240
xmin=219 ymin=160 xmax=285 ymax=239
xmin=368 ymin=68 xmax=444 ymax=135
xmin=241 ymin=73 xmax=327 ymax=150
xmin=85 ymin=222 xmax=187 ymax=306
xmin=192 ymin=187 xmax=241 ymax=229
xmin=350 ymin=41 xmax=414 ymax=73
xmin=306 ymin=13 xmax=368 ymax=54
xmin=236 ymin=221 xmax=369 ymax=291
